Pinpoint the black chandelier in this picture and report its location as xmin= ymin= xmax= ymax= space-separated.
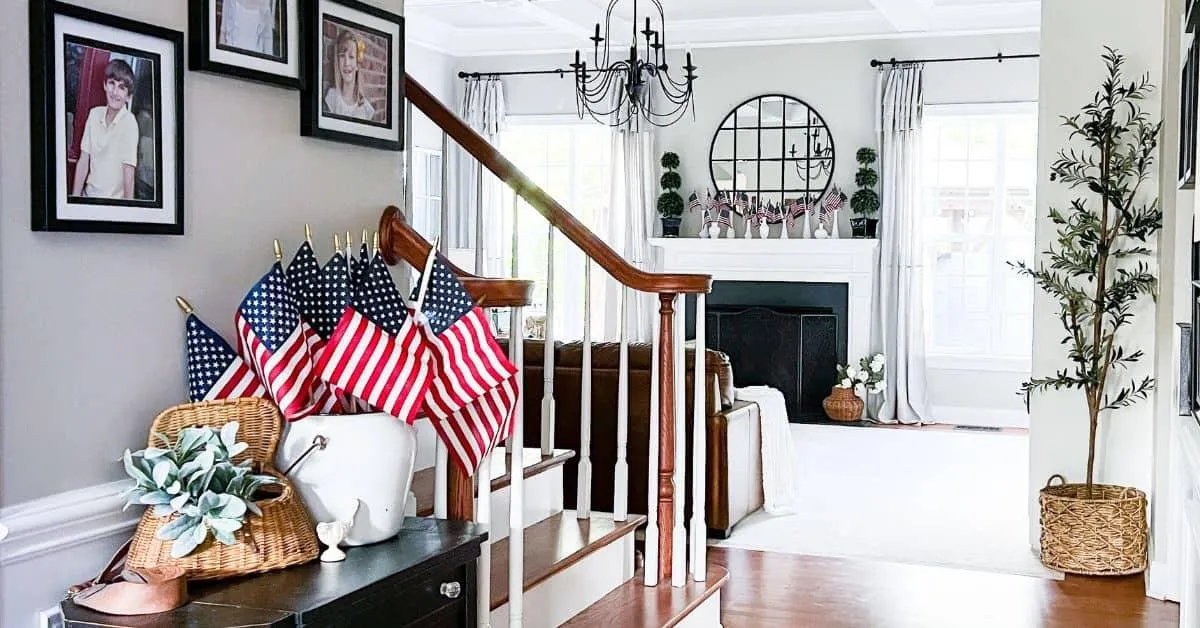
xmin=569 ymin=0 xmax=697 ymax=129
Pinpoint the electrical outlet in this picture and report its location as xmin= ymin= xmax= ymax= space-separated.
xmin=37 ymin=605 xmax=64 ymax=628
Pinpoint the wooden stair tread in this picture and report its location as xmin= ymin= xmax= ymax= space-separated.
xmin=490 ymin=511 xmax=647 ymax=610
xmin=561 ymin=565 xmax=730 ymax=627
xmin=412 ymin=448 xmax=574 ymax=517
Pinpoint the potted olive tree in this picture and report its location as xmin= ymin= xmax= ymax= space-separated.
xmin=658 ymin=152 xmax=684 ymax=237
xmin=850 ymin=148 xmax=879 ymax=238
xmin=1016 ymin=48 xmax=1160 ymax=576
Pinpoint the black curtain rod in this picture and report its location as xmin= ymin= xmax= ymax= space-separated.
xmin=458 ymin=67 xmax=625 ymax=79
xmin=869 ymin=52 xmax=1039 ymax=68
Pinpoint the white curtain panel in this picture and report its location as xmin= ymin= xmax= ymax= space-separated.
xmin=602 ymin=128 xmax=657 ymax=343
xmin=870 ymin=63 xmax=932 ymax=425
xmin=450 ymin=77 xmax=507 ymax=277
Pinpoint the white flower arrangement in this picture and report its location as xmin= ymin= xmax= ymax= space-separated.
xmin=835 ymin=353 xmax=885 ymax=394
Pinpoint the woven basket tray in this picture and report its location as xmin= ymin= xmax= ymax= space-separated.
xmin=126 ymin=398 xmax=319 ymax=581
xmin=1038 ymin=474 xmax=1148 ymax=576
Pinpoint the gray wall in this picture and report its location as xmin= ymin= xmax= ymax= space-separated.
xmin=0 ymin=0 xmax=429 ymax=506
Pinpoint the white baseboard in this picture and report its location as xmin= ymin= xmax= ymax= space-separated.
xmin=0 ymin=481 xmax=141 ymax=628
xmin=929 ymin=405 xmax=1029 ymax=429
xmin=1147 ymin=559 xmax=1178 ymax=601
xmin=675 ymin=590 xmax=722 ymax=628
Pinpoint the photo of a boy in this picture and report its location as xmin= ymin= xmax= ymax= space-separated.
xmin=70 ymin=59 xmax=139 ymax=200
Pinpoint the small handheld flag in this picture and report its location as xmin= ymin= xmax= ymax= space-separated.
xmin=179 ymin=297 xmax=266 ymax=402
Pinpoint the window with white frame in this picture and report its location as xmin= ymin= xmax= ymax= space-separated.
xmin=922 ymin=103 xmax=1038 ymax=369
xmin=497 ymin=119 xmax=613 ymax=341
xmin=410 ymin=148 xmax=443 ymax=241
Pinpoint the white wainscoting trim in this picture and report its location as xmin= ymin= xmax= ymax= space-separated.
xmin=674 ymin=590 xmax=723 ymax=628
xmin=0 ymin=480 xmax=139 ymax=567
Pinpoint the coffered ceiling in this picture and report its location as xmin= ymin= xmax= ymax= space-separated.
xmin=404 ymin=0 xmax=1041 ymax=56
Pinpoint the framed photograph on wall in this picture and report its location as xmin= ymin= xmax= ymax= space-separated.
xmin=189 ymin=0 xmax=303 ymax=89
xmin=301 ymin=0 xmax=404 ymax=151
xmin=30 ymin=0 xmax=185 ymax=235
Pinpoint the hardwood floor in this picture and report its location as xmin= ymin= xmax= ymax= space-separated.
xmin=709 ymin=547 xmax=1179 ymax=628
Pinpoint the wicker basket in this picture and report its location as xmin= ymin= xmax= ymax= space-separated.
xmin=126 ymin=398 xmax=320 ymax=581
xmin=1038 ymin=474 xmax=1148 ymax=576
xmin=822 ymin=387 xmax=864 ymax=422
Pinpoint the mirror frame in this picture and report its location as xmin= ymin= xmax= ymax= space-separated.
xmin=708 ymin=93 xmax=835 ymax=223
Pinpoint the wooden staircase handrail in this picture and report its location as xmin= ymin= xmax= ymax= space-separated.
xmin=378 ymin=205 xmax=535 ymax=308
xmin=404 ymin=74 xmax=712 ymax=296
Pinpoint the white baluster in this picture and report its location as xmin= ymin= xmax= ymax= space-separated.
xmin=506 ymin=191 xmax=519 ymax=458
xmin=690 ymin=294 xmax=707 ymax=581
xmin=508 ymin=305 xmax=525 ymax=628
xmin=577 ymin=259 xmax=593 ymax=518
xmin=613 ymin=286 xmax=630 ymax=522
xmin=672 ymin=296 xmax=686 ymax=587
xmin=439 ymin=132 xmax=450 ymax=250
xmin=434 ymin=442 xmax=448 ymax=519
xmin=542 ymin=225 xmax=556 ymax=457
xmin=476 ymin=449 xmax=492 ymax=627
xmin=644 ymin=296 xmax=660 ymax=587
xmin=475 ymin=162 xmax=485 ymax=274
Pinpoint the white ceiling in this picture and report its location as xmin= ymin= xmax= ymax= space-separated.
xmin=404 ymin=0 xmax=1041 ymax=57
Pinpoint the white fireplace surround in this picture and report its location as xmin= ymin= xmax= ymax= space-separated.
xmin=649 ymin=238 xmax=880 ymax=365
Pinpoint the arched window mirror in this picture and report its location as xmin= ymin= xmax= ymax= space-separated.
xmin=708 ymin=94 xmax=835 ymax=222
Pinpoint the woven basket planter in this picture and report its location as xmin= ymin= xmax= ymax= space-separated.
xmin=126 ymin=398 xmax=319 ymax=581
xmin=1038 ymin=474 xmax=1148 ymax=576
xmin=822 ymin=387 xmax=864 ymax=422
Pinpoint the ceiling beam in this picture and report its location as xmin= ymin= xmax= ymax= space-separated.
xmin=484 ymin=0 xmax=593 ymax=39
xmin=867 ymin=0 xmax=933 ymax=32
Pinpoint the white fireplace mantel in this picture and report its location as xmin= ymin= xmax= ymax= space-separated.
xmin=649 ymin=237 xmax=880 ymax=363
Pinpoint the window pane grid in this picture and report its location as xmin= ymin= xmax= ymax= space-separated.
xmin=924 ymin=108 xmax=1037 ymax=362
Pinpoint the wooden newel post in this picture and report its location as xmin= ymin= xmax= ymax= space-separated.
xmin=447 ymin=460 xmax=475 ymax=521
xmin=657 ymin=293 xmax=676 ymax=583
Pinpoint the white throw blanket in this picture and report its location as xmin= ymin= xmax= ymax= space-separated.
xmin=735 ymin=386 xmax=796 ymax=515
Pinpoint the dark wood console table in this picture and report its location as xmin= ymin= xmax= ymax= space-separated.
xmin=61 ymin=518 xmax=487 ymax=628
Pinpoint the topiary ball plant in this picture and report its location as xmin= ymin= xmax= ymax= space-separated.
xmin=850 ymin=147 xmax=880 ymax=237
xmin=658 ymin=151 xmax=685 ymax=236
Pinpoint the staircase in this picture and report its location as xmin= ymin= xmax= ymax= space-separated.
xmin=383 ymin=74 xmax=722 ymax=627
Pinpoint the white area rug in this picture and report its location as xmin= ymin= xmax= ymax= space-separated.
xmin=711 ymin=423 xmax=1063 ymax=580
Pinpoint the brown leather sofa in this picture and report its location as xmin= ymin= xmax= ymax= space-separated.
xmin=505 ymin=339 xmax=764 ymax=538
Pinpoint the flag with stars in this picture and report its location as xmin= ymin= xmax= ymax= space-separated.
xmin=286 ymin=240 xmax=321 ymax=314
xmin=821 ymin=186 xmax=847 ymax=223
xmin=286 ymin=239 xmax=342 ymax=414
xmin=316 ymin=249 xmax=373 ymax=413
xmin=185 ymin=313 xmax=266 ymax=402
xmin=314 ymin=251 xmax=431 ymax=423
xmin=235 ymin=262 xmax=320 ymax=420
xmin=417 ymin=251 xmax=519 ymax=475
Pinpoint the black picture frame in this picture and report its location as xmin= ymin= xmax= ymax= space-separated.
xmin=301 ymin=0 xmax=404 ymax=151
xmin=30 ymin=0 xmax=185 ymax=235
xmin=189 ymin=0 xmax=304 ymax=89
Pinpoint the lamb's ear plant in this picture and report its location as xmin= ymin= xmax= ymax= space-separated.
xmin=1013 ymin=47 xmax=1162 ymax=496
xmin=122 ymin=421 xmax=276 ymax=558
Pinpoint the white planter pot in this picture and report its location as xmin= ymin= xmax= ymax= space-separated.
xmin=277 ymin=412 xmax=417 ymax=546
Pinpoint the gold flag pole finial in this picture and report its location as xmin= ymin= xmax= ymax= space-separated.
xmin=304 ymin=223 xmax=312 ymax=243
xmin=273 ymin=239 xmax=283 ymax=262
xmin=333 ymin=232 xmax=341 ymax=252
xmin=373 ymin=231 xmax=380 ymax=253
xmin=175 ymin=296 xmax=194 ymax=315
xmin=346 ymin=230 xmax=353 ymax=252
xmin=362 ymin=229 xmax=369 ymax=250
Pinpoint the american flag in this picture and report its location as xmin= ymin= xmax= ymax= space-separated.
xmin=418 ymin=252 xmax=519 ymax=475
xmin=287 ymin=240 xmax=342 ymax=414
xmin=821 ymin=186 xmax=847 ymax=222
xmin=687 ymin=192 xmax=703 ymax=213
xmin=315 ymin=251 xmax=431 ymax=423
xmin=236 ymin=262 xmax=320 ymax=420
xmin=185 ymin=312 xmax=266 ymax=402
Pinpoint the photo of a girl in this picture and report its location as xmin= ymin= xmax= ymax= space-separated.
xmin=319 ymin=16 xmax=389 ymax=126
xmin=323 ymin=28 xmax=375 ymax=121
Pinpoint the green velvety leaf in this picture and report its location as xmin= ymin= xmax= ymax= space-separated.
xmin=246 ymin=500 xmax=262 ymax=517
xmin=207 ymin=517 xmax=243 ymax=535
xmin=139 ymin=491 xmax=172 ymax=505
xmin=142 ymin=447 xmax=171 ymax=460
xmin=152 ymin=460 xmax=174 ymax=488
xmin=216 ymin=497 xmax=246 ymax=520
xmin=195 ymin=449 xmax=215 ymax=473
xmin=170 ymin=493 xmax=190 ymax=512
xmin=152 ymin=504 xmax=175 ymax=517
xmin=191 ymin=520 xmax=210 ymax=545
xmin=123 ymin=450 xmax=151 ymax=485
xmin=220 ymin=421 xmax=240 ymax=450
xmin=198 ymin=491 xmax=221 ymax=514
xmin=169 ymin=532 xmax=202 ymax=558
xmin=212 ymin=528 xmax=237 ymax=545
xmin=227 ymin=442 xmax=249 ymax=459
xmin=156 ymin=515 xmax=198 ymax=541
